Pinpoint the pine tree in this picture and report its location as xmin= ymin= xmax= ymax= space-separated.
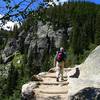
xmin=6 ymin=63 xmax=18 ymax=95
xmin=13 ymin=24 xmax=19 ymax=39
xmin=95 ymin=11 xmax=100 ymax=45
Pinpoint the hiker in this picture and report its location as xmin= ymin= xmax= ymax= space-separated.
xmin=54 ymin=47 xmax=66 ymax=82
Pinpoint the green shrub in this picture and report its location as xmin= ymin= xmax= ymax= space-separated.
xmin=12 ymin=52 xmax=24 ymax=70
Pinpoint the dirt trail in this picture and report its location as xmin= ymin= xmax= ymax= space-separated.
xmin=34 ymin=68 xmax=69 ymax=100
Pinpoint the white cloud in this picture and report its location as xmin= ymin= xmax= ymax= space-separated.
xmin=54 ymin=0 xmax=68 ymax=4
xmin=0 ymin=14 xmax=3 ymax=18
xmin=2 ymin=21 xmax=19 ymax=31
xmin=0 ymin=14 xmax=20 ymax=31
xmin=49 ymin=0 xmax=68 ymax=6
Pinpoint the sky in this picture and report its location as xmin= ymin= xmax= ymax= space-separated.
xmin=0 ymin=0 xmax=43 ymax=15
xmin=0 ymin=0 xmax=100 ymax=16
xmin=0 ymin=0 xmax=100 ymax=31
xmin=0 ymin=0 xmax=43 ymax=30
xmin=54 ymin=0 xmax=100 ymax=4
xmin=90 ymin=0 xmax=100 ymax=4
xmin=0 ymin=0 xmax=100 ymax=11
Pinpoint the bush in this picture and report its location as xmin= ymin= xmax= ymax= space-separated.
xmin=12 ymin=52 xmax=24 ymax=70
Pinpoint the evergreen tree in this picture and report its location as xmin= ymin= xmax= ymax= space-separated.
xmin=13 ymin=24 xmax=19 ymax=39
xmin=95 ymin=11 xmax=100 ymax=45
xmin=6 ymin=63 xmax=18 ymax=95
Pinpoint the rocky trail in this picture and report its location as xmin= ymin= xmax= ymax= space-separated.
xmin=21 ymin=46 xmax=100 ymax=100
xmin=33 ymin=68 xmax=69 ymax=100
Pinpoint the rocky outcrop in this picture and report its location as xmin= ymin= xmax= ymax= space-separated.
xmin=2 ymin=38 xmax=18 ymax=63
xmin=26 ymin=22 xmax=68 ymax=69
xmin=69 ymin=68 xmax=80 ymax=78
xmin=67 ymin=46 xmax=100 ymax=100
xmin=1 ymin=22 xmax=64 ymax=70
xmin=70 ymin=87 xmax=100 ymax=100
xmin=36 ymin=22 xmax=66 ymax=48
xmin=17 ymin=30 xmax=27 ymax=53
xmin=27 ymin=36 xmax=53 ymax=67
xmin=4 ymin=38 xmax=17 ymax=56
xmin=21 ymin=81 xmax=38 ymax=100
xmin=1 ymin=21 xmax=68 ymax=67
xmin=31 ymin=75 xmax=43 ymax=81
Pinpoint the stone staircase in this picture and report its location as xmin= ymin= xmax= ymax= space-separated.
xmin=34 ymin=68 xmax=69 ymax=100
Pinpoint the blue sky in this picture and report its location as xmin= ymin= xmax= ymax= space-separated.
xmin=0 ymin=0 xmax=43 ymax=14
xmin=90 ymin=0 xmax=100 ymax=4
xmin=0 ymin=0 xmax=100 ymax=21
xmin=0 ymin=0 xmax=100 ymax=15
xmin=0 ymin=0 xmax=44 ymax=21
xmin=0 ymin=0 xmax=100 ymax=30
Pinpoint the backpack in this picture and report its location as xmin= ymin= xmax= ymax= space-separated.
xmin=56 ymin=51 xmax=64 ymax=62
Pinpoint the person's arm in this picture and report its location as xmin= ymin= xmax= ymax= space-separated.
xmin=63 ymin=52 xmax=66 ymax=67
xmin=54 ymin=56 xmax=56 ymax=67
xmin=54 ymin=59 xmax=56 ymax=67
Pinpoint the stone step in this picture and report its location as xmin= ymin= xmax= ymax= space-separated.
xmin=33 ymin=68 xmax=70 ymax=99
xmin=42 ymin=77 xmax=68 ymax=82
xmin=38 ymin=72 xmax=67 ymax=78
xmin=35 ymin=93 xmax=67 ymax=100
xmin=40 ymin=75 xmax=68 ymax=78
xmin=35 ymin=86 xmax=68 ymax=94
xmin=39 ymin=90 xmax=68 ymax=94
xmin=39 ymin=81 xmax=69 ymax=85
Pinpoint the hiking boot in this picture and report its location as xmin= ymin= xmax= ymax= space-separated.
xmin=56 ymin=78 xmax=59 ymax=82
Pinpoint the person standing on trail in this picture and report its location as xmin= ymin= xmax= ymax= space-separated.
xmin=54 ymin=47 xmax=67 ymax=82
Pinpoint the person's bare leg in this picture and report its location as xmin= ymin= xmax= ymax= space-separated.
xmin=56 ymin=62 xmax=60 ymax=82
xmin=61 ymin=61 xmax=64 ymax=81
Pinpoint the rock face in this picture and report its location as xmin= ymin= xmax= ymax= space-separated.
xmin=2 ymin=38 xmax=18 ymax=63
xmin=21 ymin=81 xmax=38 ymax=100
xmin=1 ymin=21 xmax=68 ymax=67
xmin=3 ymin=38 xmax=18 ymax=57
xmin=70 ymin=87 xmax=100 ymax=100
xmin=27 ymin=37 xmax=52 ymax=67
xmin=26 ymin=22 xmax=67 ymax=69
xmin=67 ymin=46 xmax=100 ymax=99
xmin=79 ymin=46 xmax=100 ymax=80
xmin=36 ymin=22 xmax=65 ymax=48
